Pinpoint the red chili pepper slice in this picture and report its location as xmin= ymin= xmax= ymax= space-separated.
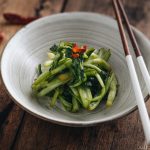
xmin=72 ymin=46 xmax=80 ymax=53
xmin=3 ymin=13 xmax=39 ymax=25
xmin=72 ymin=44 xmax=87 ymax=53
xmin=72 ymin=53 xmax=79 ymax=58
xmin=0 ymin=32 xmax=5 ymax=43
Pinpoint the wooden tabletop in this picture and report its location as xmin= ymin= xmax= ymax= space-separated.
xmin=0 ymin=0 xmax=150 ymax=149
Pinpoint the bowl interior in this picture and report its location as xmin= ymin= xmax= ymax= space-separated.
xmin=1 ymin=12 xmax=150 ymax=126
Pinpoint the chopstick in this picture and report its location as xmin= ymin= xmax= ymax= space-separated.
xmin=112 ymin=0 xmax=150 ymax=144
xmin=117 ymin=0 xmax=150 ymax=96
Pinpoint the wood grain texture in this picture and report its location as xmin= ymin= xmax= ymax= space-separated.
xmin=0 ymin=79 xmax=12 ymax=113
xmin=0 ymin=0 xmax=150 ymax=150
xmin=39 ymin=0 xmax=65 ymax=16
xmin=0 ymin=105 xmax=25 ymax=150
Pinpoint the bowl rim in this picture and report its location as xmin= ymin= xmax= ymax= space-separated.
xmin=1 ymin=12 xmax=150 ymax=127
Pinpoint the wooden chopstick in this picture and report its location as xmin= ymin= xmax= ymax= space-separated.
xmin=117 ymin=0 xmax=150 ymax=96
xmin=112 ymin=0 xmax=150 ymax=144
xmin=116 ymin=0 xmax=141 ymax=57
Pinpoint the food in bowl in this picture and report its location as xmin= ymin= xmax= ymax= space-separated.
xmin=32 ymin=41 xmax=118 ymax=112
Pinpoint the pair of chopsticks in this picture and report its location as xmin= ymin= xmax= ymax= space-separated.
xmin=112 ymin=0 xmax=150 ymax=144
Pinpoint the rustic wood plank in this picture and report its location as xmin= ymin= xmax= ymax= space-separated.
xmin=0 ymin=105 xmax=25 ymax=150
xmin=65 ymin=0 xmax=150 ymax=40
xmin=123 ymin=0 xmax=150 ymax=39
xmin=110 ymin=102 xmax=150 ymax=150
xmin=0 ymin=101 xmax=13 ymax=127
xmin=39 ymin=0 xmax=65 ymax=16
xmin=65 ymin=0 xmax=95 ymax=12
xmin=13 ymin=113 xmax=54 ymax=150
xmin=64 ymin=124 xmax=115 ymax=150
xmin=13 ymin=113 xmax=41 ymax=150
xmin=0 ymin=79 xmax=12 ymax=114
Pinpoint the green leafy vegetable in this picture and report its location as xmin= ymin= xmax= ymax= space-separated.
xmin=32 ymin=41 xmax=118 ymax=112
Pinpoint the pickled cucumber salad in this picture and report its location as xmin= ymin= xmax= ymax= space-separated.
xmin=32 ymin=42 xmax=118 ymax=112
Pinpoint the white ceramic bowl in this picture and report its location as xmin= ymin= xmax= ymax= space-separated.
xmin=1 ymin=12 xmax=150 ymax=126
